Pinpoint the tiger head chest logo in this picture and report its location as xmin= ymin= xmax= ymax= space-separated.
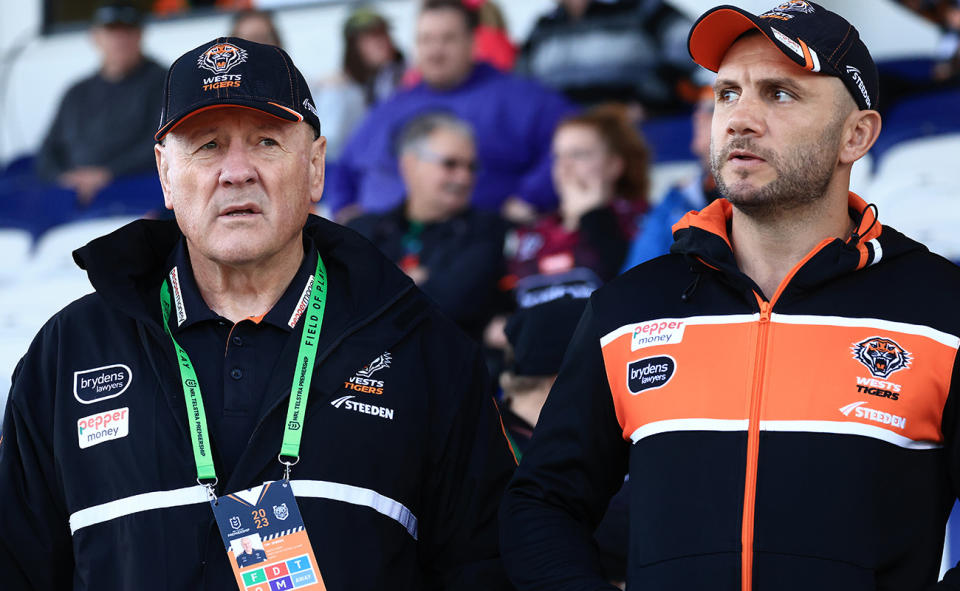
xmin=852 ymin=337 xmax=911 ymax=379
xmin=197 ymin=43 xmax=248 ymax=74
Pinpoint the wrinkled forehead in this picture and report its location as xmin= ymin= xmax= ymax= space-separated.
xmin=166 ymin=106 xmax=305 ymax=142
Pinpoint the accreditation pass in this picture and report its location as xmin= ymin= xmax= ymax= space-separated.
xmin=212 ymin=480 xmax=326 ymax=591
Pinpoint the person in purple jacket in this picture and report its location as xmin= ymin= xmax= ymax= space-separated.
xmin=326 ymin=0 xmax=576 ymax=224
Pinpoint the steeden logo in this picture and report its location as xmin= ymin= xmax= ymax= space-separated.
xmin=330 ymin=395 xmax=395 ymax=420
xmin=839 ymin=401 xmax=906 ymax=430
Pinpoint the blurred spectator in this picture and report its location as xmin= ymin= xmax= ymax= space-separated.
xmin=348 ymin=112 xmax=505 ymax=340
xmin=328 ymin=0 xmax=575 ymax=223
xmin=36 ymin=1 xmax=165 ymax=205
xmin=312 ymin=7 xmax=406 ymax=158
xmin=498 ymin=289 xmax=628 ymax=585
xmin=229 ymin=9 xmax=283 ymax=47
xmin=505 ymin=104 xmax=649 ymax=284
xmin=516 ymin=0 xmax=700 ymax=115
xmin=472 ymin=0 xmax=517 ymax=70
xmin=621 ymin=88 xmax=720 ymax=271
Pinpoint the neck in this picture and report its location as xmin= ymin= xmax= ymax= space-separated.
xmin=509 ymin=382 xmax=553 ymax=428
xmin=188 ymin=241 xmax=304 ymax=324
xmin=730 ymin=186 xmax=853 ymax=301
xmin=100 ymin=57 xmax=140 ymax=82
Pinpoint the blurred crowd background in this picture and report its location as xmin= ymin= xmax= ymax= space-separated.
xmin=2 ymin=0 xmax=960 ymax=581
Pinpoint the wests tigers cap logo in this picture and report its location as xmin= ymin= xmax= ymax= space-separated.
xmin=196 ymin=42 xmax=248 ymax=75
xmin=155 ymin=37 xmax=321 ymax=141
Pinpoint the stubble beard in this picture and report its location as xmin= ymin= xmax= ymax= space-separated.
xmin=710 ymin=122 xmax=843 ymax=221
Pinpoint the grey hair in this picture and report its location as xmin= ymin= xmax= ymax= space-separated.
xmin=396 ymin=111 xmax=475 ymax=156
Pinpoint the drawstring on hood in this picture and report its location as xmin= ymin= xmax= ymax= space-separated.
xmin=681 ymin=268 xmax=702 ymax=303
xmin=848 ymin=202 xmax=879 ymax=247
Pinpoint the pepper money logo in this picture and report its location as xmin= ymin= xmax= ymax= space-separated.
xmin=852 ymin=336 xmax=911 ymax=379
xmin=74 ymin=364 xmax=133 ymax=404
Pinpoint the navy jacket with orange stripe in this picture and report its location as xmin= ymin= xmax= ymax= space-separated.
xmin=500 ymin=193 xmax=960 ymax=591
xmin=0 ymin=215 xmax=516 ymax=590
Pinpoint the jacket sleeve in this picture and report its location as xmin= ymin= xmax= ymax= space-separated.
xmin=418 ymin=326 xmax=517 ymax=590
xmin=0 ymin=324 xmax=75 ymax=590
xmin=928 ymin=350 xmax=960 ymax=589
xmin=499 ymin=299 xmax=628 ymax=591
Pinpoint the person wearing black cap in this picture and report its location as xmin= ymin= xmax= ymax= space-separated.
xmin=36 ymin=1 xmax=166 ymax=204
xmin=501 ymin=2 xmax=960 ymax=590
xmin=0 ymin=37 xmax=515 ymax=590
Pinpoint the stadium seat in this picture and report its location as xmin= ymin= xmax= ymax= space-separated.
xmin=0 ymin=228 xmax=33 ymax=286
xmin=640 ymin=113 xmax=695 ymax=163
xmin=648 ymin=161 xmax=701 ymax=205
xmin=871 ymin=134 xmax=960 ymax=195
xmin=871 ymin=89 xmax=960 ymax=162
xmin=26 ymin=216 xmax=139 ymax=282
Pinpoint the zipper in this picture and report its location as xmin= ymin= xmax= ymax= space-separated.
xmin=741 ymin=297 xmax=771 ymax=591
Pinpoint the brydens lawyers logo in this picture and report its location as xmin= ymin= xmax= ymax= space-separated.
xmin=197 ymin=43 xmax=248 ymax=74
xmin=74 ymin=364 xmax=133 ymax=404
xmin=852 ymin=336 xmax=911 ymax=379
xmin=627 ymin=355 xmax=676 ymax=394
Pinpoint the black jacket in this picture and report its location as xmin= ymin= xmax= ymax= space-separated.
xmin=500 ymin=195 xmax=960 ymax=590
xmin=349 ymin=205 xmax=506 ymax=340
xmin=0 ymin=215 xmax=516 ymax=590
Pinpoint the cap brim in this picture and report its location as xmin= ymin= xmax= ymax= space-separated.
xmin=688 ymin=6 xmax=770 ymax=72
xmin=155 ymin=100 xmax=303 ymax=142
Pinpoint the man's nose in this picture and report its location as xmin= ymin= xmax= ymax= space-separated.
xmin=218 ymin=143 xmax=258 ymax=187
xmin=723 ymin=94 xmax=765 ymax=138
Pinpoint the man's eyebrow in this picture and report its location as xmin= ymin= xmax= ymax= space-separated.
xmin=713 ymin=78 xmax=738 ymax=92
xmin=758 ymin=76 xmax=804 ymax=93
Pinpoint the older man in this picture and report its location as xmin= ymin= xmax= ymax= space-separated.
xmin=0 ymin=37 xmax=515 ymax=590
xmin=327 ymin=0 xmax=574 ymax=222
xmin=349 ymin=112 xmax=505 ymax=341
xmin=501 ymin=2 xmax=960 ymax=590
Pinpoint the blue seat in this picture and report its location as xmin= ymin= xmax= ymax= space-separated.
xmin=640 ymin=114 xmax=694 ymax=163
xmin=871 ymin=89 xmax=960 ymax=163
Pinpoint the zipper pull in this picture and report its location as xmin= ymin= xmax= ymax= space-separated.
xmin=759 ymin=301 xmax=771 ymax=322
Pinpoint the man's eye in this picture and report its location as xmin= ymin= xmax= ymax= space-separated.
xmin=200 ymin=141 xmax=217 ymax=150
xmin=718 ymin=89 xmax=739 ymax=103
xmin=772 ymin=89 xmax=795 ymax=102
xmin=260 ymin=137 xmax=278 ymax=147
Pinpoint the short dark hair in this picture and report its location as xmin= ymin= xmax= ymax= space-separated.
xmin=420 ymin=0 xmax=478 ymax=32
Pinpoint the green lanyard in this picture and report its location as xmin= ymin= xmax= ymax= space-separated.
xmin=159 ymin=255 xmax=328 ymax=488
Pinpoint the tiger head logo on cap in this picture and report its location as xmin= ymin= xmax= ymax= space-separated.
xmin=197 ymin=43 xmax=248 ymax=75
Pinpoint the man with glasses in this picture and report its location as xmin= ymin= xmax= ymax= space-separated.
xmin=349 ymin=112 xmax=505 ymax=341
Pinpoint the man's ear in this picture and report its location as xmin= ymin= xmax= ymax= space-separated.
xmin=309 ymin=135 xmax=327 ymax=204
xmin=155 ymin=142 xmax=174 ymax=210
xmin=839 ymin=109 xmax=882 ymax=166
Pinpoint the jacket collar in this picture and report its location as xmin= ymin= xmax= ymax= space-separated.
xmin=163 ymin=237 xmax=319 ymax=333
xmin=73 ymin=215 xmax=415 ymax=329
xmin=669 ymin=192 xmax=917 ymax=304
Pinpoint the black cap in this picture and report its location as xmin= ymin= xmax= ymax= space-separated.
xmin=505 ymin=295 xmax=588 ymax=377
xmin=93 ymin=1 xmax=143 ymax=27
xmin=155 ymin=37 xmax=321 ymax=142
xmin=688 ymin=1 xmax=878 ymax=110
